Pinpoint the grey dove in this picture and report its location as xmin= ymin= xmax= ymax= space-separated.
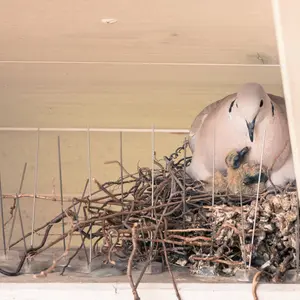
xmin=187 ymin=82 xmax=295 ymax=187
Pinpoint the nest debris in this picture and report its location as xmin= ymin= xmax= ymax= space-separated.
xmin=1 ymin=143 xmax=299 ymax=299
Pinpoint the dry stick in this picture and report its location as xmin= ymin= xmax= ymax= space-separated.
xmin=8 ymin=163 xmax=28 ymax=251
xmin=0 ymin=172 xmax=7 ymax=256
xmin=167 ymin=228 xmax=211 ymax=233
xmin=34 ymin=212 xmax=74 ymax=278
xmin=134 ymin=192 xmax=180 ymax=289
xmin=9 ymin=201 xmax=80 ymax=248
xmin=30 ymin=128 xmax=40 ymax=247
xmin=252 ymin=271 xmax=262 ymax=300
xmin=105 ymin=160 xmax=138 ymax=179
xmin=0 ymin=208 xmax=75 ymax=276
xmin=76 ymin=179 xmax=89 ymax=216
xmin=127 ymin=223 xmax=140 ymax=300
xmin=161 ymin=236 xmax=182 ymax=300
xmin=248 ymin=126 xmax=266 ymax=270
xmin=191 ymin=256 xmax=243 ymax=266
xmin=87 ymin=128 xmax=93 ymax=268
xmin=57 ymin=136 xmax=66 ymax=251
xmin=33 ymin=220 xmax=78 ymax=256
xmin=72 ymin=198 xmax=89 ymax=267
xmin=60 ymin=224 xmax=93 ymax=275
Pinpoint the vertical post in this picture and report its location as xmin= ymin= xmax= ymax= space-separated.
xmin=0 ymin=173 xmax=6 ymax=257
xmin=57 ymin=136 xmax=66 ymax=251
xmin=87 ymin=128 xmax=93 ymax=269
xmin=272 ymin=0 xmax=300 ymax=277
xmin=30 ymin=128 xmax=40 ymax=247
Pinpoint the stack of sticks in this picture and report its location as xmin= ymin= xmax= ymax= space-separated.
xmin=0 ymin=143 xmax=299 ymax=300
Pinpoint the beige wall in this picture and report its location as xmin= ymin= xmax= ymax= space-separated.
xmin=0 ymin=0 xmax=284 ymax=247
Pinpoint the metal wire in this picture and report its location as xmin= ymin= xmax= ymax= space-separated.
xmin=0 ymin=173 xmax=6 ymax=256
xmin=57 ymin=136 xmax=66 ymax=251
xmin=0 ymin=60 xmax=280 ymax=67
xmin=30 ymin=129 xmax=40 ymax=247
xmin=0 ymin=127 xmax=189 ymax=133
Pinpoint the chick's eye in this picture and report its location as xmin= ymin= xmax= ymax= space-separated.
xmin=260 ymin=99 xmax=264 ymax=107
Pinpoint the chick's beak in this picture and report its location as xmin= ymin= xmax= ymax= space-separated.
xmin=237 ymin=146 xmax=250 ymax=159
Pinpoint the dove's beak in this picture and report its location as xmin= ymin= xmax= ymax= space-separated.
xmin=246 ymin=118 xmax=256 ymax=142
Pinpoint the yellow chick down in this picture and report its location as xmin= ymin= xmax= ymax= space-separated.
xmin=204 ymin=147 xmax=268 ymax=195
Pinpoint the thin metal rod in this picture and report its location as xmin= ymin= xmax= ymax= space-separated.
xmin=0 ymin=60 xmax=280 ymax=67
xmin=120 ymin=132 xmax=124 ymax=201
xmin=210 ymin=120 xmax=216 ymax=255
xmin=183 ymin=138 xmax=187 ymax=215
xmin=151 ymin=125 xmax=155 ymax=210
xmin=248 ymin=126 xmax=267 ymax=270
xmin=57 ymin=136 xmax=66 ymax=251
xmin=0 ymin=127 xmax=189 ymax=133
xmin=239 ymin=191 xmax=247 ymax=269
xmin=0 ymin=173 xmax=7 ymax=256
xmin=8 ymin=163 xmax=27 ymax=250
xmin=87 ymin=129 xmax=93 ymax=267
xmin=30 ymin=129 xmax=40 ymax=247
xmin=150 ymin=125 xmax=155 ymax=253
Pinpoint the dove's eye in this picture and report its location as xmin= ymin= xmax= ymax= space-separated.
xmin=260 ymin=99 xmax=264 ymax=107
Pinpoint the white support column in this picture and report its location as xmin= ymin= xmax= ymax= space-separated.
xmin=272 ymin=0 xmax=300 ymax=194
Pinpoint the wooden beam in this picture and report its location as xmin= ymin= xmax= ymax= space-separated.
xmin=272 ymin=0 xmax=300 ymax=194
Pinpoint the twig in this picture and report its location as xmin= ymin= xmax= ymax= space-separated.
xmin=252 ymin=271 xmax=262 ymax=300
xmin=60 ymin=224 xmax=93 ymax=275
xmin=161 ymin=234 xmax=182 ymax=300
xmin=127 ymin=223 xmax=140 ymax=300
xmin=34 ymin=209 xmax=74 ymax=278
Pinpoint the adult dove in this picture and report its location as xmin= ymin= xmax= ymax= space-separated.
xmin=187 ymin=82 xmax=295 ymax=187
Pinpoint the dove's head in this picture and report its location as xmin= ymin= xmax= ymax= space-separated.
xmin=230 ymin=83 xmax=274 ymax=142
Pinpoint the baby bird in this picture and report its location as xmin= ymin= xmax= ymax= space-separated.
xmin=204 ymin=147 xmax=268 ymax=195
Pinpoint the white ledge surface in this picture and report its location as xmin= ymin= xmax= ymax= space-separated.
xmin=1 ymin=283 xmax=300 ymax=300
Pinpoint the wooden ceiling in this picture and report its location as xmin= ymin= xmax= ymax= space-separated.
xmin=0 ymin=0 xmax=278 ymax=63
xmin=0 ymin=0 xmax=282 ymax=129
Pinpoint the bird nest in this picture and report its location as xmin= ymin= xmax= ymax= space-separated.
xmin=1 ymin=143 xmax=299 ymax=297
